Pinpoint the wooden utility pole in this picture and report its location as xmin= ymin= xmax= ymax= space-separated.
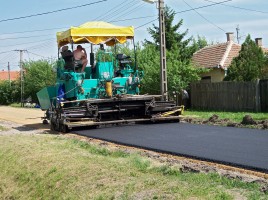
xmin=15 ymin=50 xmax=27 ymax=107
xmin=7 ymin=62 xmax=11 ymax=86
xmin=158 ymin=0 xmax=168 ymax=101
xmin=236 ymin=25 xmax=240 ymax=44
xmin=142 ymin=0 xmax=168 ymax=100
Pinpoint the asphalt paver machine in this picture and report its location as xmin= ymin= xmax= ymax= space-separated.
xmin=37 ymin=21 xmax=183 ymax=132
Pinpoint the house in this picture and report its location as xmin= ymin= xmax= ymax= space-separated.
xmin=192 ymin=33 xmax=241 ymax=82
xmin=0 ymin=70 xmax=20 ymax=81
xmin=192 ymin=33 xmax=268 ymax=82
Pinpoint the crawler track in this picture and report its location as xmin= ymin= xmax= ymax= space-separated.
xmin=74 ymin=123 xmax=268 ymax=173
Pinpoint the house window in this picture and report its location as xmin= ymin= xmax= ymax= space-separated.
xmin=201 ymin=76 xmax=211 ymax=80
xmin=201 ymin=76 xmax=211 ymax=82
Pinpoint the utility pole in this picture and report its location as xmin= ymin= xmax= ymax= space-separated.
xmin=142 ymin=0 xmax=168 ymax=100
xmin=7 ymin=62 xmax=11 ymax=86
xmin=158 ymin=0 xmax=168 ymax=101
xmin=236 ymin=25 xmax=240 ymax=44
xmin=14 ymin=50 xmax=27 ymax=107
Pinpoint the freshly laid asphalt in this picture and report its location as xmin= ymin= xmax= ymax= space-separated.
xmin=74 ymin=123 xmax=268 ymax=172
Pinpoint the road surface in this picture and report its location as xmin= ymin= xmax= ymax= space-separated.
xmin=74 ymin=123 xmax=268 ymax=172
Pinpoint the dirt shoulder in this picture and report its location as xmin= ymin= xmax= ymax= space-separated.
xmin=0 ymin=106 xmax=48 ymax=130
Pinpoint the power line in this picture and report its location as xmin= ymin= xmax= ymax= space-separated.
xmin=204 ymin=0 xmax=268 ymax=14
xmin=0 ymin=27 xmax=68 ymax=36
xmin=0 ymin=15 xmax=153 ymax=37
xmin=109 ymin=2 xmax=146 ymax=22
xmin=27 ymin=51 xmax=51 ymax=59
xmin=0 ymin=38 xmax=54 ymax=48
xmin=182 ymin=0 xmax=226 ymax=33
xmin=102 ymin=1 xmax=138 ymax=22
xmin=0 ymin=15 xmax=156 ymax=37
xmin=107 ymin=1 xmax=144 ymax=22
xmin=135 ymin=0 xmax=232 ymax=29
xmin=110 ymin=15 xmax=155 ymax=23
xmin=0 ymin=0 xmax=233 ymax=39
xmin=93 ymin=0 xmax=131 ymax=21
xmin=0 ymin=50 xmax=13 ymax=55
xmin=0 ymin=0 xmax=108 ymax=23
xmin=0 ymin=34 xmax=52 ymax=41
xmin=27 ymin=51 xmax=46 ymax=58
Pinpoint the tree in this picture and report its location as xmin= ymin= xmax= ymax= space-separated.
xmin=0 ymin=80 xmax=20 ymax=105
xmin=166 ymin=46 xmax=207 ymax=92
xmin=225 ymin=35 xmax=267 ymax=81
xmin=140 ymin=6 xmax=208 ymax=95
xmin=138 ymin=44 xmax=207 ymax=95
xmin=23 ymin=60 xmax=56 ymax=103
xmin=145 ymin=6 xmax=193 ymax=62
xmin=138 ymin=44 xmax=161 ymax=94
xmin=263 ymin=53 xmax=268 ymax=79
xmin=190 ymin=35 xmax=208 ymax=53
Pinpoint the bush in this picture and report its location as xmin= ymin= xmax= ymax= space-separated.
xmin=0 ymin=80 xmax=20 ymax=105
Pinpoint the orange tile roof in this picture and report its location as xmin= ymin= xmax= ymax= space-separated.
xmin=192 ymin=41 xmax=241 ymax=69
xmin=0 ymin=71 xmax=20 ymax=81
xmin=262 ymin=47 xmax=268 ymax=53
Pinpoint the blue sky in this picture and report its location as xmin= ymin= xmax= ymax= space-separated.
xmin=0 ymin=0 xmax=267 ymax=70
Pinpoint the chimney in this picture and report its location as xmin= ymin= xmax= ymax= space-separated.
xmin=226 ymin=32 xmax=234 ymax=42
xmin=255 ymin=38 xmax=263 ymax=47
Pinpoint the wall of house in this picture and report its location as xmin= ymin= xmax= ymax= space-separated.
xmin=201 ymin=68 xmax=225 ymax=82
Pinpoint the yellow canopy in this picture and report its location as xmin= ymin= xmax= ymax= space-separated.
xmin=57 ymin=21 xmax=134 ymax=47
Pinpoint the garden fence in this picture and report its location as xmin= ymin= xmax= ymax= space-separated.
xmin=191 ymin=80 xmax=268 ymax=112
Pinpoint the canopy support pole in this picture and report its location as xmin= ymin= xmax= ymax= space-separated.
xmin=71 ymin=39 xmax=75 ymax=72
xmin=71 ymin=39 xmax=74 ymax=51
xmin=133 ymin=37 xmax=137 ymax=71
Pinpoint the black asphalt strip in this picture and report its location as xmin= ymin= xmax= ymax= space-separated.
xmin=74 ymin=123 xmax=268 ymax=172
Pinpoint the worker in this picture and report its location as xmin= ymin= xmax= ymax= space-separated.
xmin=182 ymin=89 xmax=189 ymax=109
xmin=73 ymin=45 xmax=88 ymax=72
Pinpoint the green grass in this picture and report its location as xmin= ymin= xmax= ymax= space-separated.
xmin=184 ymin=110 xmax=268 ymax=122
xmin=9 ymin=103 xmax=21 ymax=108
xmin=0 ymin=134 xmax=267 ymax=199
xmin=0 ymin=125 xmax=8 ymax=131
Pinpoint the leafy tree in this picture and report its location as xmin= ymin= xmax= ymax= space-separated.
xmin=138 ymin=44 xmax=161 ymax=94
xmin=0 ymin=80 xmax=20 ymax=105
xmin=225 ymin=35 xmax=267 ymax=81
xmin=140 ymin=6 xmax=208 ymax=95
xmin=167 ymin=46 xmax=207 ymax=92
xmin=138 ymin=44 xmax=207 ymax=95
xmin=145 ymin=6 xmax=193 ymax=62
xmin=190 ymin=35 xmax=208 ymax=53
xmin=23 ymin=60 xmax=56 ymax=103
xmin=263 ymin=53 xmax=268 ymax=79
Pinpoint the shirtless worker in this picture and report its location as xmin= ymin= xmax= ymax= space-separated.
xmin=73 ymin=45 xmax=88 ymax=72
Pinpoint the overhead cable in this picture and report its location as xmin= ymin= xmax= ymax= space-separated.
xmin=0 ymin=0 xmax=108 ymax=23
xmin=182 ymin=0 xmax=226 ymax=32
xmin=109 ymin=2 xmax=146 ymax=22
xmin=204 ymin=0 xmax=268 ymax=14
xmin=93 ymin=0 xmax=131 ymax=21
xmin=135 ymin=0 xmax=232 ymax=29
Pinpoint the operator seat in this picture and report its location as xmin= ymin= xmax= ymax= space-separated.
xmin=115 ymin=54 xmax=132 ymax=77
xmin=61 ymin=50 xmax=74 ymax=70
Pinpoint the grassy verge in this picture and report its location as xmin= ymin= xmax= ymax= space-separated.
xmin=0 ymin=134 xmax=267 ymax=199
xmin=184 ymin=110 xmax=268 ymax=123
xmin=9 ymin=103 xmax=21 ymax=108
xmin=0 ymin=125 xmax=8 ymax=131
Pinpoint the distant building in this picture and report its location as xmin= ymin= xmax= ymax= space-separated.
xmin=192 ymin=33 xmax=268 ymax=82
xmin=0 ymin=71 xmax=20 ymax=81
